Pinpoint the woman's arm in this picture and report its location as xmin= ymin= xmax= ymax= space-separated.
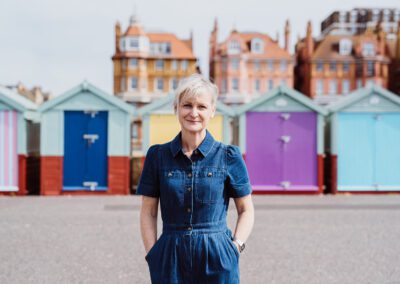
xmin=140 ymin=196 xmax=159 ymax=254
xmin=232 ymin=194 xmax=255 ymax=250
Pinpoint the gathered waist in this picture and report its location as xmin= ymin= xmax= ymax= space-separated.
xmin=162 ymin=219 xmax=227 ymax=234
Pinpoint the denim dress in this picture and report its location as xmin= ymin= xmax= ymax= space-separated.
xmin=137 ymin=130 xmax=252 ymax=284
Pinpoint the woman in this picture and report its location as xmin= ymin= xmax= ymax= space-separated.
xmin=137 ymin=74 xmax=254 ymax=283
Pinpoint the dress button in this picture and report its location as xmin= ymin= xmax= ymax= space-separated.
xmin=194 ymin=150 xmax=198 ymax=155
xmin=207 ymin=172 xmax=213 ymax=177
xmin=168 ymin=172 xmax=173 ymax=177
xmin=187 ymin=226 xmax=192 ymax=231
xmin=187 ymin=208 xmax=191 ymax=213
xmin=188 ymin=173 xmax=192 ymax=178
xmin=187 ymin=187 xmax=192 ymax=192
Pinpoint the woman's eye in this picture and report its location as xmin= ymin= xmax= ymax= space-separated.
xmin=199 ymin=105 xmax=207 ymax=109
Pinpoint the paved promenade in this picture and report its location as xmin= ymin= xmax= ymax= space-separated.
xmin=1 ymin=195 xmax=400 ymax=284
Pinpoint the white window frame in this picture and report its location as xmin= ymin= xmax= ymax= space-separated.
xmin=316 ymin=79 xmax=323 ymax=95
xmin=280 ymin=60 xmax=287 ymax=72
xmin=231 ymin=58 xmax=240 ymax=70
xmin=155 ymin=78 xmax=164 ymax=92
xmin=232 ymin=78 xmax=239 ymax=91
xmin=342 ymin=79 xmax=350 ymax=94
xmin=362 ymin=43 xmax=375 ymax=56
xmin=170 ymin=78 xmax=178 ymax=91
xmin=267 ymin=60 xmax=274 ymax=72
xmin=228 ymin=40 xmax=241 ymax=54
xmin=254 ymin=60 xmax=261 ymax=71
xmin=181 ymin=60 xmax=188 ymax=71
xmin=171 ymin=60 xmax=178 ymax=70
xmin=254 ymin=79 xmax=260 ymax=92
xmin=268 ymin=79 xmax=274 ymax=90
xmin=155 ymin=60 xmax=164 ymax=71
xmin=251 ymin=38 xmax=264 ymax=54
xmin=329 ymin=79 xmax=337 ymax=95
xmin=129 ymin=58 xmax=138 ymax=69
xmin=339 ymin=39 xmax=352 ymax=56
xmin=130 ymin=77 xmax=138 ymax=90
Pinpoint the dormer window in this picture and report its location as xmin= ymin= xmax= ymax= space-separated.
xmin=228 ymin=40 xmax=241 ymax=54
xmin=150 ymin=42 xmax=172 ymax=55
xmin=251 ymin=38 xmax=264 ymax=54
xmin=362 ymin=43 xmax=375 ymax=56
xmin=120 ymin=36 xmax=149 ymax=52
xmin=339 ymin=39 xmax=352 ymax=55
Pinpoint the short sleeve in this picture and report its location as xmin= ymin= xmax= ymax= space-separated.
xmin=136 ymin=145 xmax=160 ymax=197
xmin=226 ymin=145 xmax=252 ymax=198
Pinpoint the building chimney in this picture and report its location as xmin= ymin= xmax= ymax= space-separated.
xmin=284 ymin=19 xmax=290 ymax=52
xmin=306 ymin=21 xmax=314 ymax=57
xmin=115 ymin=21 xmax=121 ymax=53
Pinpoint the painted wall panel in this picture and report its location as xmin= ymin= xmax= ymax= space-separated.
xmin=108 ymin=110 xmax=130 ymax=156
xmin=337 ymin=113 xmax=374 ymax=190
xmin=283 ymin=112 xmax=317 ymax=187
xmin=41 ymin=111 xmax=64 ymax=155
xmin=375 ymin=114 xmax=400 ymax=189
xmin=246 ymin=112 xmax=283 ymax=187
xmin=17 ymin=114 xmax=26 ymax=155
xmin=149 ymin=114 xmax=223 ymax=146
xmin=0 ymin=111 xmax=18 ymax=191
xmin=54 ymin=91 xmax=118 ymax=111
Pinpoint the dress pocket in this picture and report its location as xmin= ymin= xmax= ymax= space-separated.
xmin=224 ymin=231 xmax=240 ymax=259
xmin=161 ymin=170 xmax=184 ymax=205
xmin=195 ymin=169 xmax=225 ymax=204
xmin=145 ymin=236 xmax=163 ymax=262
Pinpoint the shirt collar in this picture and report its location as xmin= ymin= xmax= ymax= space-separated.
xmin=170 ymin=130 xmax=216 ymax=158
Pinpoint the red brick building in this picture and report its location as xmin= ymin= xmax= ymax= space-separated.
xmin=209 ymin=19 xmax=293 ymax=104
xmin=295 ymin=21 xmax=390 ymax=105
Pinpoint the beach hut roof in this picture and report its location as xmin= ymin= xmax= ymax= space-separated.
xmin=235 ymin=85 xmax=328 ymax=116
xmin=0 ymin=85 xmax=37 ymax=112
xmin=138 ymin=93 xmax=235 ymax=117
xmin=327 ymin=84 xmax=400 ymax=112
xmin=38 ymin=81 xmax=135 ymax=114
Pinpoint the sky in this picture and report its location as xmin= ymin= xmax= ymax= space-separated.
xmin=1 ymin=0 xmax=399 ymax=96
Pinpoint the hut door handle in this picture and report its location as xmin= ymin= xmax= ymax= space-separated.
xmin=281 ymin=113 xmax=290 ymax=120
xmin=83 ymin=134 xmax=99 ymax=145
xmin=281 ymin=181 xmax=291 ymax=189
xmin=83 ymin=181 xmax=98 ymax=191
xmin=281 ymin=135 xmax=291 ymax=143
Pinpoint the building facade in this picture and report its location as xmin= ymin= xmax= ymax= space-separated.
xmin=112 ymin=14 xmax=198 ymax=104
xmin=209 ymin=19 xmax=294 ymax=104
xmin=295 ymin=21 xmax=390 ymax=105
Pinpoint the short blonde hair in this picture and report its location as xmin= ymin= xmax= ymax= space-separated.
xmin=173 ymin=73 xmax=218 ymax=111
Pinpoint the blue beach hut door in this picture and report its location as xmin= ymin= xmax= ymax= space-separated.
xmin=338 ymin=113 xmax=400 ymax=191
xmin=63 ymin=111 xmax=108 ymax=191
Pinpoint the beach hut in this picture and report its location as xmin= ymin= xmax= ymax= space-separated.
xmin=0 ymin=86 xmax=38 ymax=195
xmin=235 ymin=85 xmax=328 ymax=194
xmin=137 ymin=93 xmax=235 ymax=154
xmin=327 ymin=85 xmax=400 ymax=193
xmin=38 ymin=81 xmax=134 ymax=195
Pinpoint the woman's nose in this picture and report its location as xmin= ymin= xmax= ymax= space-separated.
xmin=190 ymin=108 xmax=199 ymax=117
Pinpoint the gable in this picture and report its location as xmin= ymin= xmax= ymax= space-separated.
xmin=52 ymin=91 xmax=119 ymax=111
xmin=340 ymin=93 xmax=400 ymax=112
xmin=250 ymin=93 xmax=312 ymax=112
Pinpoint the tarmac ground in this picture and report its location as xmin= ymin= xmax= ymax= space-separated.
xmin=1 ymin=194 xmax=400 ymax=284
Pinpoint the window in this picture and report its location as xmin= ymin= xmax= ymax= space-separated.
xmin=171 ymin=78 xmax=178 ymax=90
xmin=330 ymin=62 xmax=337 ymax=72
xmin=150 ymin=42 xmax=171 ymax=54
xmin=132 ymin=122 xmax=139 ymax=139
xmin=362 ymin=43 xmax=375 ymax=56
xmin=280 ymin=79 xmax=287 ymax=86
xmin=316 ymin=80 xmax=323 ymax=95
xmin=329 ymin=79 xmax=337 ymax=95
xmin=155 ymin=78 xmax=164 ymax=91
xmin=231 ymin=58 xmax=240 ymax=70
xmin=342 ymin=80 xmax=350 ymax=94
xmin=129 ymin=37 xmax=139 ymax=49
xmin=268 ymin=79 xmax=274 ymax=90
xmin=155 ymin=60 xmax=164 ymax=71
xmin=221 ymin=58 xmax=227 ymax=71
xmin=120 ymin=77 xmax=125 ymax=92
xmin=130 ymin=77 xmax=138 ymax=90
xmin=339 ymin=39 xmax=352 ymax=55
xmin=228 ymin=40 xmax=241 ymax=54
xmin=372 ymin=9 xmax=380 ymax=22
xmin=255 ymin=79 xmax=260 ymax=92
xmin=367 ymin=61 xmax=374 ymax=76
xmin=254 ymin=60 xmax=261 ymax=71
xmin=129 ymin=58 xmax=138 ymax=69
xmin=221 ymin=79 xmax=227 ymax=93
xmin=171 ymin=60 xmax=178 ymax=70
xmin=339 ymin=11 xmax=347 ymax=22
xmin=232 ymin=78 xmax=239 ymax=91
xmin=316 ymin=61 xmax=323 ymax=72
xmin=267 ymin=60 xmax=274 ymax=71
xmin=383 ymin=9 xmax=390 ymax=22
xmin=343 ymin=62 xmax=350 ymax=73
xmin=251 ymin=38 xmax=264 ymax=54
xmin=280 ymin=60 xmax=287 ymax=72
xmin=181 ymin=60 xmax=188 ymax=71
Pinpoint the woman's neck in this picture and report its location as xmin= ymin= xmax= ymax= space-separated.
xmin=181 ymin=129 xmax=206 ymax=154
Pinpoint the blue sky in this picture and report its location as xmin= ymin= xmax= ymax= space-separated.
xmin=1 ymin=0 xmax=399 ymax=96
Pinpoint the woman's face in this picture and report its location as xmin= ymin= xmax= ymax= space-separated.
xmin=177 ymin=92 xmax=216 ymax=134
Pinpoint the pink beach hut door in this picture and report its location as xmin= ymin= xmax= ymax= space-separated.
xmin=0 ymin=110 xmax=18 ymax=192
